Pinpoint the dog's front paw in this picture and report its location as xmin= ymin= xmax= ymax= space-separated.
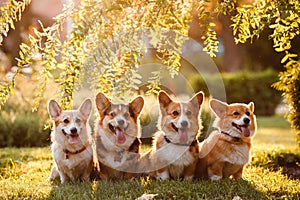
xmin=81 ymin=175 xmax=91 ymax=182
xmin=48 ymin=172 xmax=60 ymax=182
xmin=59 ymin=174 xmax=70 ymax=184
xmin=47 ymin=176 xmax=52 ymax=182
xmin=183 ymin=175 xmax=194 ymax=182
xmin=156 ymin=171 xmax=169 ymax=180
xmin=209 ymin=175 xmax=222 ymax=181
xmin=240 ymin=176 xmax=249 ymax=182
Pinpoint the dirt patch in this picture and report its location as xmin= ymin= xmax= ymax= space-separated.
xmin=271 ymin=153 xmax=300 ymax=180
xmin=277 ymin=154 xmax=300 ymax=179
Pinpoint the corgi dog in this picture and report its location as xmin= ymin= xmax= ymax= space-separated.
xmin=95 ymin=92 xmax=144 ymax=180
xmin=195 ymin=99 xmax=257 ymax=180
xmin=139 ymin=91 xmax=204 ymax=181
xmin=48 ymin=99 xmax=94 ymax=183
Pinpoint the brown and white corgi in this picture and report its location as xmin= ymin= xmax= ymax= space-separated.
xmin=48 ymin=99 xmax=94 ymax=183
xmin=94 ymin=92 xmax=144 ymax=180
xmin=195 ymin=99 xmax=257 ymax=180
xmin=140 ymin=91 xmax=204 ymax=181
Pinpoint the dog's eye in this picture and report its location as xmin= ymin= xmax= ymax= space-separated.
xmin=75 ymin=118 xmax=81 ymax=123
xmin=172 ymin=111 xmax=179 ymax=116
xmin=245 ymin=111 xmax=250 ymax=116
xmin=124 ymin=112 xmax=129 ymax=118
xmin=233 ymin=111 xmax=239 ymax=116
xmin=63 ymin=119 xmax=70 ymax=124
xmin=186 ymin=111 xmax=192 ymax=116
xmin=110 ymin=112 xmax=116 ymax=117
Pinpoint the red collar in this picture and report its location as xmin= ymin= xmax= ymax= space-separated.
xmin=220 ymin=131 xmax=241 ymax=142
xmin=63 ymin=144 xmax=88 ymax=159
xmin=164 ymin=135 xmax=197 ymax=147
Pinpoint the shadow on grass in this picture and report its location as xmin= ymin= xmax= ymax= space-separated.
xmin=45 ymin=178 xmax=268 ymax=200
xmin=252 ymin=151 xmax=300 ymax=180
xmin=269 ymin=152 xmax=300 ymax=180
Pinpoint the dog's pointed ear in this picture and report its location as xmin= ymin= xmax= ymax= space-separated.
xmin=95 ymin=92 xmax=111 ymax=112
xmin=48 ymin=99 xmax=62 ymax=121
xmin=248 ymin=102 xmax=255 ymax=113
xmin=209 ymin=99 xmax=227 ymax=118
xmin=129 ymin=96 xmax=144 ymax=116
xmin=189 ymin=92 xmax=204 ymax=111
xmin=158 ymin=91 xmax=173 ymax=109
xmin=79 ymin=99 xmax=92 ymax=120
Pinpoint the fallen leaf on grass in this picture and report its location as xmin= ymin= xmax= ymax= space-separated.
xmin=232 ymin=195 xmax=243 ymax=200
xmin=136 ymin=193 xmax=158 ymax=200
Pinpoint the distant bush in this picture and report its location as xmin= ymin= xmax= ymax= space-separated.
xmin=0 ymin=75 xmax=54 ymax=147
xmin=189 ymin=69 xmax=282 ymax=116
xmin=0 ymin=110 xmax=50 ymax=147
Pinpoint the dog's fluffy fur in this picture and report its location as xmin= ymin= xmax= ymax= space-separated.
xmin=195 ymin=99 xmax=257 ymax=180
xmin=139 ymin=91 xmax=204 ymax=180
xmin=48 ymin=99 xmax=94 ymax=183
xmin=94 ymin=93 xmax=144 ymax=180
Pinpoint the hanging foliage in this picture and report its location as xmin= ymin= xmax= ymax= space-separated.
xmin=0 ymin=0 xmax=31 ymax=109
xmin=0 ymin=0 xmax=219 ymax=110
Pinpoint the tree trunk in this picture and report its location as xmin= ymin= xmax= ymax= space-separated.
xmin=218 ymin=13 xmax=243 ymax=72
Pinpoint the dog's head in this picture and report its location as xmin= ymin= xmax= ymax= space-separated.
xmin=210 ymin=99 xmax=257 ymax=138
xmin=95 ymin=92 xmax=144 ymax=147
xmin=48 ymin=99 xmax=92 ymax=145
xmin=158 ymin=91 xmax=204 ymax=145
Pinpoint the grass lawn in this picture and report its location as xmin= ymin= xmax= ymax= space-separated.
xmin=0 ymin=116 xmax=299 ymax=199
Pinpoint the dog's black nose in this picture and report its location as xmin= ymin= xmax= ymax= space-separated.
xmin=243 ymin=118 xmax=250 ymax=124
xmin=118 ymin=119 xmax=125 ymax=126
xmin=181 ymin=120 xmax=188 ymax=128
xmin=70 ymin=128 xmax=77 ymax=134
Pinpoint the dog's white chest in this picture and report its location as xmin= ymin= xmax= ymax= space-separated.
xmin=157 ymin=144 xmax=194 ymax=166
xmin=224 ymin=144 xmax=250 ymax=165
xmin=97 ymin=135 xmax=137 ymax=171
xmin=156 ymin=144 xmax=195 ymax=179
xmin=53 ymin=144 xmax=92 ymax=179
xmin=101 ymin=151 xmax=132 ymax=169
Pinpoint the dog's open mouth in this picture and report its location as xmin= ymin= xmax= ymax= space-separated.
xmin=171 ymin=123 xmax=188 ymax=144
xmin=172 ymin=123 xmax=179 ymax=132
xmin=109 ymin=124 xmax=128 ymax=144
xmin=232 ymin=122 xmax=250 ymax=137
xmin=62 ymin=129 xmax=80 ymax=144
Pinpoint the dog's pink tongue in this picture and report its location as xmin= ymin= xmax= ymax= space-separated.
xmin=116 ymin=129 xmax=126 ymax=144
xmin=241 ymin=126 xmax=250 ymax=137
xmin=67 ymin=135 xmax=79 ymax=144
xmin=178 ymin=129 xmax=188 ymax=144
